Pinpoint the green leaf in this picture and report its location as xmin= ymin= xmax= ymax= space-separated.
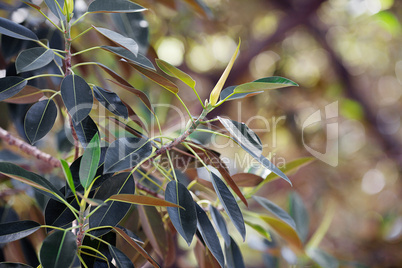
xmin=88 ymin=0 xmax=147 ymax=13
xmin=108 ymin=245 xmax=134 ymax=268
xmin=60 ymin=160 xmax=76 ymax=196
xmin=165 ymin=181 xmax=197 ymax=246
xmin=0 ymin=77 xmax=27 ymax=102
xmin=93 ymin=26 xmax=138 ymax=56
xmin=39 ymin=230 xmax=77 ymax=268
xmin=44 ymin=0 xmax=65 ymax=21
xmin=16 ymin=47 xmax=54 ymax=74
xmin=0 ymin=162 xmax=63 ymax=199
xmin=79 ymin=133 xmax=101 ymax=189
xmin=307 ymin=248 xmax=339 ymax=268
xmin=233 ymin=76 xmax=298 ymax=94
xmin=156 ymin=59 xmax=196 ymax=88
xmin=225 ymin=236 xmax=245 ymax=268
xmin=138 ymin=206 xmax=168 ymax=259
xmin=220 ymin=85 xmax=263 ymax=102
xmin=0 ymin=17 xmax=38 ymax=41
xmin=259 ymin=215 xmax=303 ymax=251
xmin=89 ymin=172 xmax=135 ymax=237
xmin=24 ymin=99 xmax=57 ymax=144
xmin=61 ymin=74 xmax=93 ymax=123
xmin=289 ymin=192 xmax=310 ymax=243
xmin=0 ymin=220 xmax=40 ymax=243
xmin=72 ymin=115 xmax=99 ymax=148
xmin=265 ymin=157 xmax=314 ymax=183
xmin=108 ymin=194 xmax=182 ymax=208
xmin=101 ymin=46 xmax=155 ymax=70
xmin=210 ymin=173 xmax=246 ymax=240
xmin=4 ymin=85 xmax=44 ymax=104
xmin=45 ymin=194 xmax=78 ymax=229
xmin=218 ymin=117 xmax=291 ymax=185
xmin=104 ymin=137 xmax=152 ymax=173
xmin=93 ymin=86 xmax=128 ymax=118
xmin=253 ymin=196 xmax=296 ymax=229
xmin=195 ymin=203 xmax=225 ymax=268
xmin=244 ymin=220 xmax=271 ymax=241
xmin=209 ymin=204 xmax=230 ymax=246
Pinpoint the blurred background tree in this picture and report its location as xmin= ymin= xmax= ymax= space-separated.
xmin=0 ymin=0 xmax=401 ymax=267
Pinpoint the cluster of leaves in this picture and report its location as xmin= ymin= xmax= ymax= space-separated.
xmin=0 ymin=0 xmax=336 ymax=267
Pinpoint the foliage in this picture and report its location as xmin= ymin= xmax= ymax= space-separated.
xmin=0 ymin=0 xmax=338 ymax=267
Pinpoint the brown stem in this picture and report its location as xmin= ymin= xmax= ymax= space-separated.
xmin=0 ymin=127 xmax=62 ymax=168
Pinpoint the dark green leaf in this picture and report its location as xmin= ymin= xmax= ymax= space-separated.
xmin=44 ymin=0 xmax=65 ymax=21
xmin=225 ymin=237 xmax=245 ymax=268
xmin=210 ymin=173 xmax=245 ymax=240
xmin=218 ymin=117 xmax=291 ymax=185
xmin=0 ymin=162 xmax=63 ymax=199
xmin=89 ymin=172 xmax=135 ymax=237
xmin=61 ymin=74 xmax=93 ymax=123
xmin=72 ymin=115 xmax=99 ymax=148
xmin=93 ymin=86 xmax=128 ymax=118
xmin=88 ymin=0 xmax=147 ymax=13
xmin=45 ymin=192 xmax=78 ymax=229
xmin=93 ymin=26 xmax=138 ymax=56
xmin=307 ymin=248 xmax=339 ymax=268
xmin=104 ymin=137 xmax=152 ymax=173
xmin=289 ymin=192 xmax=310 ymax=243
xmin=16 ymin=47 xmax=54 ymax=74
xmin=0 ymin=17 xmax=38 ymax=41
xmin=233 ymin=76 xmax=298 ymax=94
xmin=195 ymin=203 xmax=224 ymax=267
xmin=0 ymin=77 xmax=27 ymax=102
xmin=0 ymin=220 xmax=40 ymax=243
xmin=220 ymin=85 xmax=263 ymax=102
xmin=24 ymin=99 xmax=57 ymax=144
xmin=101 ymin=46 xmax=155 ymax=70
xmin=253 ymin=196 xmax=296 ymax=230
xmin=156 ymin=59 xmax=196 ymax=88
xmin=209 ymin=204 xmax=230 ymax=246
xmin=39 ymin=230 xmax=77 ymax=268
xmin=79 ymin=133 xmax=101 ymax=189
xmin=108 ymin=245 xmax=134 ymax=268
xmin=165 ymin=181 xmax=197 ymax=245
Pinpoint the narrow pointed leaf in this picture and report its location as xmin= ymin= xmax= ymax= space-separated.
xmin=244 ymin=220 xmax=271 ymax=241
xmin=233 ymin=76 xmax=298 ymax=94
xmin=39 ymin=230 xmax=77 ymax=268
xmin=156 ymin=59 xmax=196 ymax=88
xmin=61 ymin=74 xmax=93 ymax=123
xmin=218 ymin=117 xmax=291 ymax=185
xmin=210 ymin=173 xmax=246 ymax=240
xmin=0 ymin=77 xmax=27 ymax=102
xmin=0 ymin=162 xmax=63 ymax=198
xmin=88 ymin=0 xmax=147 ymax=13
xmin=0 ymin=17 xmax=38 ymax=40
xmin=264 ymin=157 xmax=315 ymax=183
xmin=138 ymin=206 xmax=167 ymax=259
xmin=104 ymin=137 xmax=152 ymax=173
xmin=108 ymin=245 xmax=135 ymax=268
xmin=24 ymin=99 xmax=57 ymax=144
xmin=220 ymin=85 xmax=263 ymax=102
xmin=4 ymin=85 xmax=44 ymax=104
xmin=289 ymin=192 xmax=310 ymax=243
xmin=209 ymin=205 xmax=230 ymax=246
xmin=209 ymin=40 xmax=240 ymax=105
xmin=108 ymin=79 xmax=153 ymax=112
xmin=108 ymin=194 xmax=182 ymax=208
xmin=225 ymin=237 xmax=245 ymax=268
xmin=129 ymin=63 xmax=179 ymax=94
xmin=89 ymin=173 xmax=135 ymax=237
xmin=253 ymin=196 xmax=296 ymax=229
xmin=195 ymin=204 xmax=225 ymax=267
xmin=165 ymin=181 xmax=197 ymax=245
xmin=93 ymin=26 xmax=138 ymax=56
xmin=0 ymin=220 xmax=40 ymax=243
xmin=113 ymin=227 xmax=160 ymax=267
xmin=60 ymin=159 xmax=76 ymax=196
xmin=102 ymin=46 xmax=155 ymax=70
xmin=23 ymin=1 xmax=42 ymax=10
xmin=79 ymin=133 xmax=101 ymax=189
xmin=73 ymin=115 xmax=99 ymax=148
xmin=259 ymin=215 xmax=303 ymax=251
xmin=232 ymin=173 xmax=263 ymax=187
xmin=93 ymin=62 xmax=132 ymax=87
xmin=44 ymin=0 xmax=65 ymax=21
xmin=93 ymin=85 xmax=128 ymax=118
xmin=16 ymin=47 xmax=54 ymax=74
